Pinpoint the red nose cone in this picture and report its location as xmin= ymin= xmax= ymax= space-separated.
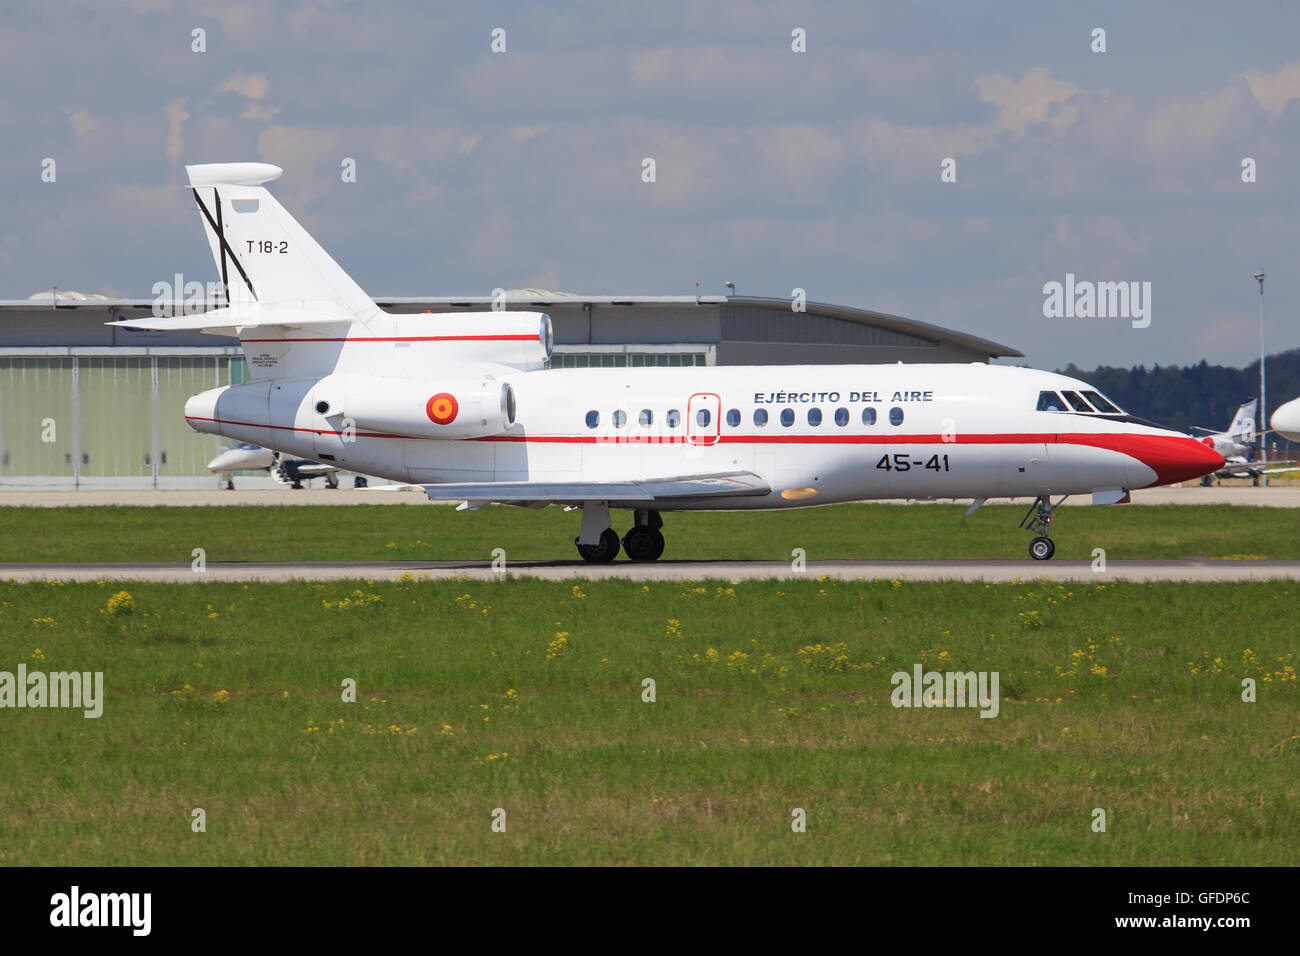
xmin=1134 ymin=435 xmax=1225 ymax=486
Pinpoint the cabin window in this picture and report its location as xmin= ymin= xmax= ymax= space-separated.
xmin=888 ymin=407 xmax=904 ymax=426
xmin=807 ymin=407 xmax=823 ymax=426
xmin=638 ymin=409 xmax=653 ymax=427
xmin=780 ymin=408 xmax=795 ymax=427
xmin=1036 ymin=390 xmax=1065 ymax=412
xmin=862 ymin=407 xmax=877 ymax=425
xmin=612 ymin=410 xmax=627 ymax=428
xmin=725 ymin=408 xmax=741 ymax=427
xmin=696 ymin=408 xmax=711 ymax=428
xmin=666 ymin=409 xmax=681 ymax=428
xmin=585 ymin=410 xmax=599 ymax=429
xmin=753 ymin=408 xmax=768 ymax=427
xmin=834 ymin=407 xmax=849 ymax=426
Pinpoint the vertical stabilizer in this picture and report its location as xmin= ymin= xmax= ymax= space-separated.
xmin=185 ymin=163 xmax=380 ymax=323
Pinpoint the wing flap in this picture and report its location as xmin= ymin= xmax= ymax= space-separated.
xmin=420 ymin=471 xmax=770 ymax=504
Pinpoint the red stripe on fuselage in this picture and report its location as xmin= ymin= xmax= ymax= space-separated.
xmin=184 ymin=417 xmax=1212 ymax=463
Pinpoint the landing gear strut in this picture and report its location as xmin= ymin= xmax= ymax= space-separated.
xmin=1019 ymin=494 xmax=1066 ymax=560
xmin=622 ymin=510 xmax=665 ymax=562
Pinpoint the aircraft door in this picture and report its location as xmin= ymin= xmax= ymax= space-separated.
xmin=687 ymin=393 xmax=721 ymax=446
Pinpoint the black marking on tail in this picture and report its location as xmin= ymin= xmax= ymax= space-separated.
xmin=192 ymin=188 xmax=258 ymax=303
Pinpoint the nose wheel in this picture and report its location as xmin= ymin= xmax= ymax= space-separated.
xmin=1019 ymin=495 xmax=1066 ymax=561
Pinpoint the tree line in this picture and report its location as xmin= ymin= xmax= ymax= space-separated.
xmin=1057 ymin=348 xmax=1300 ymax=451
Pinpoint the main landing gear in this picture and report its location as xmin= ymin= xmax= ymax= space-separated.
xmin=1019 ymin=494 xmax=1067 ymax=561
xmin=574 ymin=506 xmax=665 ymax=563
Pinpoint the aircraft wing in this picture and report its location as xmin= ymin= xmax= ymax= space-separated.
xmin=420 ymin=471 xmax=770 ymax=504
xmin=1216 ymin=458 xmax=1297 ymax=477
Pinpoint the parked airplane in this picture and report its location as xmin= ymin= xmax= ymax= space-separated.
xmin=1190 ymin=399 xmax=1297 ymax=485
xmin=110 ymin=163 xmax=1225 ymax=561
xmin=206 ymin=442 xmax=344 ymax=489
xmin=1272 ymin=397 xmax=1300 ymax=443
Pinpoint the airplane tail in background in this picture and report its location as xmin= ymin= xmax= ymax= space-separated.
xmin=1227 ymin=399 xmax=1258 ymax=443
xmin=184 ymin=163 xmax=380 ymax=323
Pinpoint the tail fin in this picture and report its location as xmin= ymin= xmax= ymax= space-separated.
xmin=185 ymin=163 xmax=379 ymax=323
xmin=1228 ymin=399 xmax=1257 ymax=443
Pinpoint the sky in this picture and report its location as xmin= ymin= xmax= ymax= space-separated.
xmin=2 ymin=0 xmax=1299 ymax=370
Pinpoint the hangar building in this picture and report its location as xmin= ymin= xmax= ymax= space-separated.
xmin=0 ymin=290 xmax=1021 ymax=487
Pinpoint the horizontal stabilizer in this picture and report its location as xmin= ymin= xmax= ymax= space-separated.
xmin=107 ymin=307 xmax=352 ymax=334
xmin=421 ymin=471 xmax=770 ymax=505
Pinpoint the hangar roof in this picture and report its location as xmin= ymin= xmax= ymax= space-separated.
xmin=0 ymin=293 xmax=1022 ymax=359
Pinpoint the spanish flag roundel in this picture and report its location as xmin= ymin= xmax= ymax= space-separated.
xmin=426 ymin=392 xmax=458 ymax=425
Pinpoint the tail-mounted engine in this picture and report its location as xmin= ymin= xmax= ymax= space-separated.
xmin=314 ymin=373 xmax=516 ymax=439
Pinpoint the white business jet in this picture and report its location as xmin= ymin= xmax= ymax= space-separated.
xmin=1190 ymin=398 xmax=1297 ymax=484
xmin=110 ymin=163 xmax=1225 ymax=561
xmin=206 ymin=442 xmax=343 ymax=489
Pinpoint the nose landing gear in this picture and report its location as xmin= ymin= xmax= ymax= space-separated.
xmin=1020 ymin=495 xmax=1066 ymax=560
xmin=1029 ymin=536 xmax=1055 ymax=560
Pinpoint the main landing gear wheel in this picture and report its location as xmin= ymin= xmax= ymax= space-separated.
xmin=575 ymin=528 xmax=621 ymax=563
xmin=1029 ymin=536 xmax=1055 ymax=561
xmin=622 ymin=526 xmax=665 ymax=562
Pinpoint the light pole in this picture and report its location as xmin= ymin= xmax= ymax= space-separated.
xmin=1254 ymin=269 xmax=1266 ymax=482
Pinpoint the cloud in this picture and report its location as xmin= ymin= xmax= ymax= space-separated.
xmin=1140 ymin=83 xmax=1251 ymax=161
xmin=977 ymin=67 xmax=1079 ymax=135
xmin=241 ymin=103 xmax=279 ymax=122
xmin=164 ymin=99 xmax=188 ymax=162
xmin=1237 ymin=61 xmax=1300 ymax=116
xmin=218 ymin=73 xmax=270 ymax=100
xmin=64 ymin=108 xmax=97 ymax=138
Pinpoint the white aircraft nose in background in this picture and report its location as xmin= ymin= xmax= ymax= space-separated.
xmin=1273 ymin=397 xmax=1300 ymax=443
xmin=207 ymin=444 xmax=275 ymax=473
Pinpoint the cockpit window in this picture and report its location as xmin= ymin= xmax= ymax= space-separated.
xmin=1060 ymin=390 xmax=1093 ymax=412
xmin=1036 ymin=390 xmax=1066 ymax=412
xmin=1081 ymin=390 xmax=1122 ymax=414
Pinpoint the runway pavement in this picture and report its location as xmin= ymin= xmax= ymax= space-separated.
xmin=3 ymin=558 xmax=1299 ymax=583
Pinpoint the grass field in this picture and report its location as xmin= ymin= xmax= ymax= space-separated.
xmin=0 ymin=577 xmax=1295 ymax=865
xmin=0 ymin=502 xmax=1298 ymax=563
